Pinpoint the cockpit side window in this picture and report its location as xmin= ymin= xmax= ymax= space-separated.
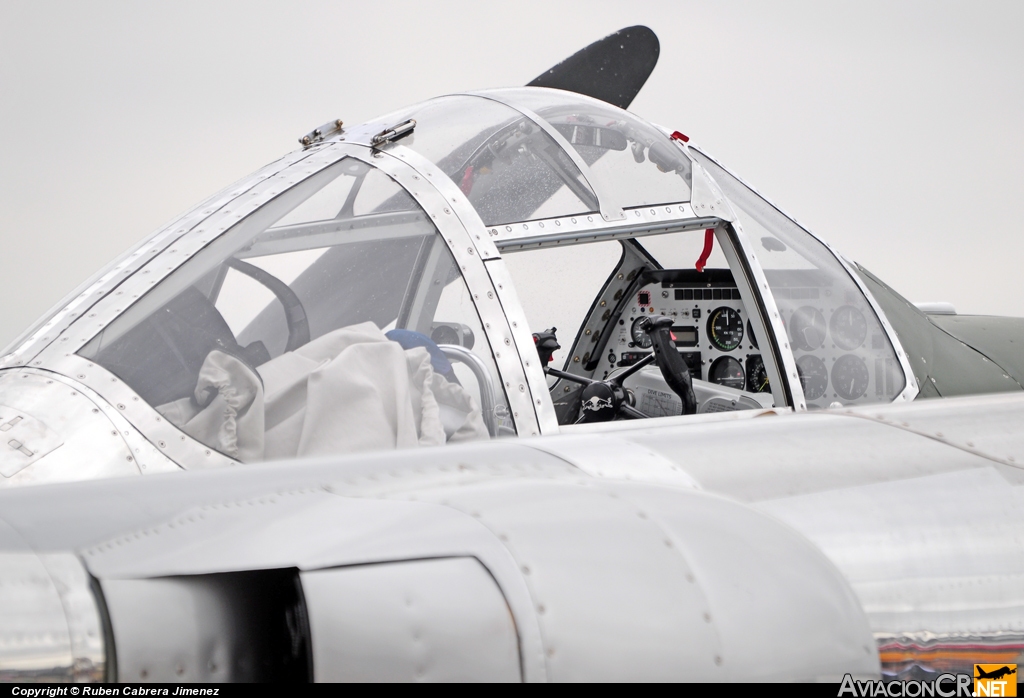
xmin=691 ymin=149 xmax=907 ymax=408
xmin=500 ymin=227 xmax=779 ymax=426
xmin=501 ymin=241 xmax=624 ymax=373
xmin=80 ymin=157 xmax=513 ymax=463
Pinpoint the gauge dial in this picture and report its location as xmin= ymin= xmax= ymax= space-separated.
xmin=830 ymin=305 xmax=867 ymax=351
xmin=790 ymin=306 xmax=827 ymax=351
xmin=630 ymin=317 xmax=653 ymax=349
xmin=796 ymin=355 xmax=828 ymax=400
xmin=707 ymin=307 xmax=744 ymax=351
xmin=747 ymin=320 xmax=758 ymax=350
xmin=745 ymin=355 xmax=771 ymax=393
xmin=709 ymin=356 xmax=745 ymax=390
xmin=832 ymin=354 xmax=869 ymax=401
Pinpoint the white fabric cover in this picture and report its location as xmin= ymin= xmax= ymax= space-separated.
xmin=158 ymin=322 xmax=489 ymax=462
xmin=156 ymin=350 xmax=266 ymax=463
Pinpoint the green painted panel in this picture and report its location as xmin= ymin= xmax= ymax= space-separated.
xmin=929 ymin=314 xmax=1024 ymax=388
xmin=852 ymin=264 xmax=1020 ymax=398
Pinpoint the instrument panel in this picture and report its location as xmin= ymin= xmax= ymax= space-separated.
xmin=772 ymin=278 xmax=901 ymax=408
xmin=592 ymin=269 xmax=772 ymax=405
xmin=590 ymin=268 xmax=901 ymax=412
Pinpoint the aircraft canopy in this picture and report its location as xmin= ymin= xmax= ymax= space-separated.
xmin=374 ymin=88 xmax=692 ymax=226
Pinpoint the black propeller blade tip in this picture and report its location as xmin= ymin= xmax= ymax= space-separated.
xmin=527 ymin=26 xmax=660 ymax=110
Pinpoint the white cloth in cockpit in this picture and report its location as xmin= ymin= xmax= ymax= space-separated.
xmin=156 ymin=322 xmax=488 ymax=463
xmin=156 ymin=349 xmax=266 ymax=463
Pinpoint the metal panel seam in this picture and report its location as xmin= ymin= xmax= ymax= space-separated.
xmin=308 ymin=493 xmax=548 ymax=683
xmin=921 ymin=315 xmax=1024 ymax=391
xmin=834 ymin=410 xmax=1024 ymax=470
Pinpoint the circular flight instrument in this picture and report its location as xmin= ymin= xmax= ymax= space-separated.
xmin=829 ymin=305 xmax=867 ymax=351
xmin=790 ymin=306 xmax=827 ymax=351
xmin=630 ymin=317 xmax=653 ymax=348
xmin=796 ymin=354 xmax=828 ymax=400
xmin=747 ymin=320 xmax=758 ymax=350
xmin=709 ymin=356 xmax=745 ymax=390
xmin=832 ymin=354 xmax=870 ymax=401
xmin=745 ymin=355 xmax=771 ymax=393
xmin=707 ymin=307 xmax=744 ymax=351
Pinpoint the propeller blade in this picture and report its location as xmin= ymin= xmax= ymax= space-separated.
xmin=527 ymin=26 xmax=660 ymax=110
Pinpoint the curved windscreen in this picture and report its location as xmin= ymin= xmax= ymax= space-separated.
xmin=690 ymin=149 xmax=906 ymax=408
xmin=80 ymin=157 xmax=512 ymax=462
xmin=489 ymin=88 xmax=693 ymax=209
xmin=379 ymin=95 xmax=599 ymax=226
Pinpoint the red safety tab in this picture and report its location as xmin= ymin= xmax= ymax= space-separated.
xmin=460 ymin=166 xmax=475 ymax=196
xmin=670 ymin=131 xmax=690 ymax=143
xmin=695 ymin=228 xmax=715 ymax=272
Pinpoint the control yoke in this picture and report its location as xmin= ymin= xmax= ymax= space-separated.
xmin=535 ymin=317 xmax=697 ymax=423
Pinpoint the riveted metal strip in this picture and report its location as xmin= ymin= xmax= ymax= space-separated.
xmin=458 ymin=92 xmax=626 ymax=223
xmin=2 ymin=147 xmax=330 ymax=370
xmin=483 ymin=259 xmax=560 ymax=434
xmin=834 ymin=250 xmax=919 ymax=403
xmin=721 ymin=217 xmax=806 ymax=411
xmin=32 ymin=145 xmax=345 ymax=365
xmin=714 ymin=226 xmax=792 ymax=411
xmin=376 ymin=144 xmax=499 ymax=260
xmin=690 ymin=145 xmax=918 ymax=405
xmin=40 ymin=354 xmax=233 ymax=471
xmin=340 ymin=144 xmax=542 ymax=437
xmin=488 ymin=204 xmax=706 ymax=250
xmin=690 ymin=159 xmax=735 ymax=223
xmin=14 ymin=367 xmax=180 ymax=475
xmin=838 ymin=393 xmax=1024 ymax=468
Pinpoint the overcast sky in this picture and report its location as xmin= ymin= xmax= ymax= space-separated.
xmin=1 ymin=1 xmax=1022 ymax=349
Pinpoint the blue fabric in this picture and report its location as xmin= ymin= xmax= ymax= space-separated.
xmin=385 ymin=329 xmax=456 ymax=379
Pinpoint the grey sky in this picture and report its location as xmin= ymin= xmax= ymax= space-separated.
xmin=2 ymin=0 xmax=1022 ymax=349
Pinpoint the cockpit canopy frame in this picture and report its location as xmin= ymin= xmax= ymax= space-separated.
xmin=0 ymin=87 xmax=918 ymax=476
